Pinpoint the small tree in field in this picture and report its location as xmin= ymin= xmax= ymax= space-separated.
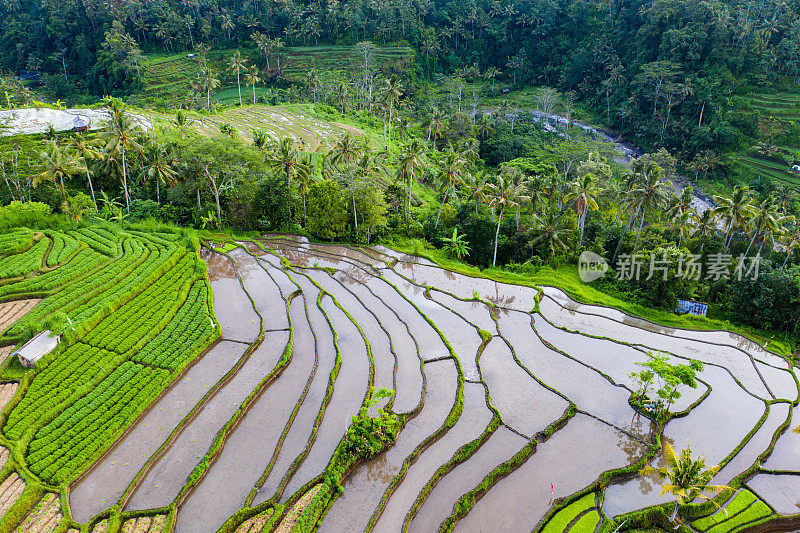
xmin=631 ymin=352 xmax=703 ymax=418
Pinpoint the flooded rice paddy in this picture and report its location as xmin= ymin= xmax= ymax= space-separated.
xmin=66 ymin=239 xmax=799 ymax=531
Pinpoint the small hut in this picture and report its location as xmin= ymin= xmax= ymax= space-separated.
xmin=73 ymin=116 xmax=90 ymax=132
xmin=12 ymin=331 xmax=60 ymax=368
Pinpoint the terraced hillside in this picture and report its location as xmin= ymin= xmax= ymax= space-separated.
xmin=178 ymin=105 xmax=362 ymax=150
xmin=1 ymin=231 xmax=799 ymax=532
xmin=131 ymin=45 xmax=414 ymax=109
xmin=0 ymin=226 xmax=218 ymax=531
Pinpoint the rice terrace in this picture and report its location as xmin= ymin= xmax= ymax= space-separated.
xmin=0 ymin=228 xmax=797 ymax=532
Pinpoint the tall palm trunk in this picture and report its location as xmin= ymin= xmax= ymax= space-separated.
xmin=237 ymin=71 xmax=242 ymax=106
xmin=633 ymin=208 xmax=646 ymax=250
xmin=86 ymin=169 xmax=97 ymax=207
xmin=493 ymin=207 xmax=504 ymax=267
xmin=121 ymin=144 xmax=130 ymax=212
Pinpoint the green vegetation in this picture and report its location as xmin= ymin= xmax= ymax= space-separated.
xmin=0 ymin=226 xmax=219 ymax=488
xmin=692 ymin=491 xmax=757 ymax=531
xmin=541 ymin=493 xmax=596 ymax=533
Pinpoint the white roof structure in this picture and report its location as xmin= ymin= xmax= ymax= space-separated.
xmin=13 ymin=330 xmax=60 ymax=368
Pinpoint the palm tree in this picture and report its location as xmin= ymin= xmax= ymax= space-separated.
xmin=266 ymin=138 xmax=309 ymax=184
xmin=228 ymin=50 xmax=248 ymax=107
xmin=424 ymin=108 xmax=446 ymax=153
xmin=640 ymin=443 xmax=728 ymax=524
xmin=396 ymin=140 xmax=426 ymax=224
xmin=306 ymin=70 xmax=321 ymax=103
xmin=140 ymin=144 xmax=177 ymax=204
xmin=781 ymin=222 xmax=800 ymax=268
xmin=564 ymin=173 xmax=601 ymax=248
xmin=66 ymin=135 xmax=101 ymax=207
xmin=464 ymin=171 xmax=489 ymax=214
xmin=476 ymin=114 xmax=495 ymax=140
xmin=486 ymin=172 xmax=527 ymax=266
xmin=435 ymin=150 xmax=465 ymax=227
xmin=272 ymin=37 xmax=286 ymax=72
xmin=220 ymin=14 xmax=235 ymax=41
xmin=102 ymin=100 xmax=143 ymax=212
xmin=745 ymin=195 xmax=781 ymax=256
xmin=198 ymin=67 xmax=220 ymax=112
xmin=30 ymin=141 xmax=84 ymax=203
xmin=713 ymin=186 xmax=755 ymax=251
xmin=530 ymin=207 xmax=573 ymax=257
xmin=673 ymin=210 xmax=693 ymax=248
xmin=245 ymin=66 xmax=262 ymax=104
xmin=252 ymin=130 xmax=270 ymax=152
xmin=328 ymin=133 xmax=361 ymax=170
xmin=382 ymin=74 xmax=403 ymax=152
xmin=628 ymin=162 xmax=670 ymax=250
xmin=294 ymin=157 xmax=314 ymax=226
xmin=693 ymin=209 xmax=717 ymax=252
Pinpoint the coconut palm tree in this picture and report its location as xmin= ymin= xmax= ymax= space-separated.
xmin=640 ymin=443 xmax=728 ymax=524
xmin=745 ymin=195 xmax=782 ymax=256
xmin=294 ymin=157 xmax=314 ymax=226
xmin=486 ymin=172 xmax=528 ymax=266
xmin=693 ymin=209 xmax=717 ymax=252
xmin=66 ymin=135 xmax=101 ymax=207
xmin=530 ymin=207 xmax=573 ymax=257
xmin=435 ymin=149 xmax=465 ymax=227
xmin=198 ymin=67 xmax=220 ymax=112
xmin=30 ymin=141 xmax=84 ymax=203
xmin=228 ymin=50 xmax=248 ymax=106
xmin=252 ymin=130 xmax=270 ymax=152
xmin=424 ymin=108 xmax=446 ymax=153
xmin=673 ymin=210 xmax=693 ymax=248
xmin=713 ymin=186 xmax=755 ymax=251
xmin=564 ymin=173 xmax=601 ymax=248
xmin=781 ymin=222 xmax=800 ymax=268
xmin=327 ymin=133 xmax=361 ymax=170
xmin=266 ymin=138 xmax=309 ymax=184
xmin=220 ymin=14 xmax=235 ymax=41
xmin=476 ymin=114 xmax=495 ymax=140
xmin=464 ymin=171 xmax=490 ymax=214
xmin=382 ymin=74 xmax=403 ymax=152
xmin=140 ymin=144 xmax=178 ymax=204
xmin=245 ymin=66 xmax=262 ymax=104
xmin=628 ymin=162 xmax=670 ymax=250
xmin=306 ymin=70 xmax=321 ymax=103
xmin=396 ymin=140 xmax=426 ymax=224
xmin=102 ymin=100 xmax=143 ymax=212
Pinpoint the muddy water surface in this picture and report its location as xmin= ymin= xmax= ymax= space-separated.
xmin=126 ymin=331 xmax=289 ymax=512
xmin=319 ymin=359 xmax=458 ymax=533
xmin=408 ymin=426 xmax=528 ymax=533
xmin=229 ymin=248 xmax=288 ymax=331
xmin=457 ymin=414 xmax=645 ymax=532
xmin=479 ymin=337 xmax=568 ymax=437
xmin=70 ymin=340 xmax=246 ymax=523
xmin=763 ymin=404 xmax=800 ymax=471
xmin=373 ymin=383 xmax=494 ymax=530
xmin=277 ymin=295 xmax=371 ymax=501
xmin=172 ymin=297 xmax=315 ymax=533
xmin=334 ymin=271 xmax=423 ymax=414
xmin=203 ymin=251 xmax=259 ymax=343
xmin=747 ymin=473 xmax=800 ymax=515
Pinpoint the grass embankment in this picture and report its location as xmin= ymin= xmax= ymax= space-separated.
xmin=379 ymin=237 xmax=794 ymax=357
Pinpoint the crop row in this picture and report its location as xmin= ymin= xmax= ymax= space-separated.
xmin=69 ymin=227 xmax=120 ymax=257
xmin=0 ymin=248 xmax=106 ymax=300
xmin=126 ymin=230 xmax=182 ymax=248
xmin=693 ymin=491 xmax=757 ymax=530
xmin=132 ymin=280 xmax=216 ymax=370
xmin=0 ymin=237 xmax=49 ymax=279
xmin=4 ymin=239 xmax=151 ymax=335
xmin=541 ymin=493 xmax=596 ymax=533
xmin=0 ymin=230 xmax=35 ymax=256
xmin=4 ymin=343 xmax=124 ymax=441
xmin=45 ymin=232 xmax=82 ymax=267
xmin=27 ymin=361 xmax=172 ymax=485
xmin=82 ymin=253 xmax=194 ymax=353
